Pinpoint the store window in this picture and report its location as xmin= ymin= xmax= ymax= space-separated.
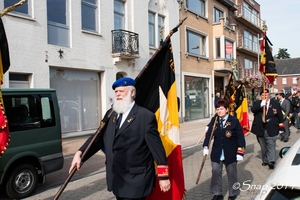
xmin=184 ymin=75 xmax=209 ymax=121
xmin=50 ymin=68 xmax=100 ymax=134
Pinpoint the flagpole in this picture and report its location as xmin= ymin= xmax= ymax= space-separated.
xmin=261 ymin=22 xmax=268 ymax=123
xmin=136 ymin=17 xmax=187 ymax=80
xmin=53 ymin=110 xmax=115 ymax=200
xmin=195 ymin=115 xmax=218 ymax=184
xmin=0 ymin=0 xmax=27 ymax=17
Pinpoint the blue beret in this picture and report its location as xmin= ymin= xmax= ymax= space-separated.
xmin=112 ymin=77 xmax=135 ymax=90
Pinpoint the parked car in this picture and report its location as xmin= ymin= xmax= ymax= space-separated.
xmin=253 ymin=137 xmax=300 ymax=200
xmin=0 ymin=88 xmax=64 ymax=199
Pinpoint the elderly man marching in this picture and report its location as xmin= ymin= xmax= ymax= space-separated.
xmin=251 ymin=89 xmax=284 ymax=170
xmin=69 ymin=77 xmax=171 ymax=200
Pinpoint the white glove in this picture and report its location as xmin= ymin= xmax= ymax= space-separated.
xmin=203 ymin=147 xmax=209 ymax=156
xmin=260 ymin=100 xmax=266 ymax=107
xmin=236 ymin=154 xmax=244 ymax=161
xmin=205 ymin=126 xmax=209 ymax=131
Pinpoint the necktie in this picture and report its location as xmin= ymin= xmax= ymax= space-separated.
xmin=116 ymin=114 xmax=123 ymax=132
xmin=219 ymin=118 xmax=224 ymax=130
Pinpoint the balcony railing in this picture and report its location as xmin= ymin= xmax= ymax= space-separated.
xmin=111 ymin=29 xmax=139 ymax=58
xmin=236 ymin=33 xmax=259 ymax=56
xmin=235 ymin=4 xmax=263 ymax=30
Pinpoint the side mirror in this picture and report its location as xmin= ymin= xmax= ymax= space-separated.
xmin=279 ymin=147 xmax=290 ymax=158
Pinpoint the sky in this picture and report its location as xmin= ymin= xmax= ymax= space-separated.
xmin=258 ymin=0 xmax=300 ymax=58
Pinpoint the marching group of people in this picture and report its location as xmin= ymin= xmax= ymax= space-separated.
xmin=206 ymin=89 xmax=300 ymax=200
xmin=68 ymin=76 xmax=300 ymax=200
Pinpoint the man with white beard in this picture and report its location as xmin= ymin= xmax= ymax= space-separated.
xmin=69 ymin=77 xmax=171 ymax=200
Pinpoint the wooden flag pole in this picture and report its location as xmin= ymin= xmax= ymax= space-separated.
xmin=53 ymin=109 xmax=115 ymax=200
xmin=0 ymin=0 xmax=27 ymax=17
xmin=261 ymin=22 xmax=268 ymax=123
xmin=195 ymin=115 xmax=218 ymax=184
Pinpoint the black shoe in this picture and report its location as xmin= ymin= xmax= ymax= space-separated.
xmin=262 ymin=162 xmax=268 ymax=166
xmin=228 ymin=195 xmax=237 ymax=200
xmin=268 ymin=162 xmax=275 ymax=169
xmin=211 ymin=195 xmax=224 ymax=200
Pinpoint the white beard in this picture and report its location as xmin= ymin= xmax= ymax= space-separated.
xmin=113 ymin=92 xmax=132 ymax=114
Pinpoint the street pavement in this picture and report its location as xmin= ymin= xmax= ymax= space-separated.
xmin=24 ymin=113 xmax=300 ymax=200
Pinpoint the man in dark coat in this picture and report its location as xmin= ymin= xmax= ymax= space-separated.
xmin=203 ymin=99 xmax=245 ymax=200
xmin=69 ymin=77 xmax=170 ymax=200
xmin=251 ymin=89 xmax=284 ymax=169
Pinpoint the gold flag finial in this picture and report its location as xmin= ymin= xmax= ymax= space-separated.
xmin=262 ymin=20 xmax=268 ymax=33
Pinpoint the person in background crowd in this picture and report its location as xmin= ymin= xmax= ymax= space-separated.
xmin=292 ymin=90 xmax=300 ymax=131
xmin=286 ymin=92 xmax=295 ymax=126
xmin=277 ymin=93 xmax=290 ymax=142
xmin=203 ymin=99 xmax=246 ymax=200
xmin=251 ymin=89 xmax=284 ymax=170
xmin=214 ymin=92 xmax=221 ymax=108
xmin=69 ymin=77 xmax=170 ymax=200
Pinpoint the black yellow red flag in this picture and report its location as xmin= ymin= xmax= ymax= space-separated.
xmin=135 ymin=36 xmax=185 ymax=200
xmin=0 ymin=18 xmax=10 ymax=157
xmin=223 ymin=72 xmax=235 ymax=116
xmin=260 ymin=33 xmax=277 ymax=84
xmin=234 ymin=84 xmax=250 ymax=136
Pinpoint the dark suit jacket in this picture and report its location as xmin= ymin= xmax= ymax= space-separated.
xmin=203 ymin=115 xmax=246 ymax=165
xmin=251 ymin=99 xmax=284 ymax=137
xmin=79 ymin=103 xmax=167 ymax=198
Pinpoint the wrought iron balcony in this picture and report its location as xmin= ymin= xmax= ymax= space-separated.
xmin=111 ymin=29 xmax=139 ymax=59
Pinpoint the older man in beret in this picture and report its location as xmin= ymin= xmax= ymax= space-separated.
xmin=69 ymin=77 xmax=171 ymax=200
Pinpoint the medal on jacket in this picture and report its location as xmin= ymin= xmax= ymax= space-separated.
xmin=225 ymin=130 xmax=232 ymax=138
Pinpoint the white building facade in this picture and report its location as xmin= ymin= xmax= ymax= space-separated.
xmin=1 ymin=0 xmax=181 ymax=136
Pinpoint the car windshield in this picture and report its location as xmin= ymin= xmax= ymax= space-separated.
xmin=266 ymin=188 xmax=300 ymax=200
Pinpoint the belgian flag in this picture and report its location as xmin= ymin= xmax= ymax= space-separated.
xmin=0 ymin=18 xmax=10 ymax=157
xmin=234 ymin=84 xmax=250 ymax=136
xmin=135 ymin=32 xmax=185 ymax=200
xmin=223 ymin=72 xmax=235 ymax=116
xmin=260 ymin=33 xmax=277 ymax=84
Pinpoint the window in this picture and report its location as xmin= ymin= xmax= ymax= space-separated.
xmin=293 ymin=77 xmax=298 ymax=84
xmin=114 ymin=0 xmax=125 ymax=29
xmin=244 ymin=59 xmax=253 ymax=69
xmin=215 ymin=38 xmax=221 ymax=58
xmin=50 ymin=68 xmax=100 ymax=134
xmin=214 ymin=7 xmax=223 ymax=23
xmin=187 ymin=30 xmax=206 ymax=57
xmin=4 ymin=94 xmax=56 ymax=132
xmin=243 ymin=2 xmax=259 ymax=26
xmin=282 ymin=78 xmax=287 ymax=84
xmin=81 ymin=0 xmax=98 ymax=32
xmin=243 ymin=31 xmax=257 ymax=52
xmin=186 ymin=0 xmax=206 ymax=17
xmin=158 ymin=15 xmax=165 ymax=42
xmin=148 ymin=12 xmax=165 ymax=47
xmin=274 ymin=79 xmax=277 ymax=85
xmin=225 ymin=40 xmax=233 ymax=60
xmin=148 ymin=12 xmax=155 ymax=46
xmin=4 ymin=0 xmax=30 ymax=16
xmin=9 ymin=73 xmax=30 ymax=88
xmin=47 ymin=0 xmax=69 ymax=47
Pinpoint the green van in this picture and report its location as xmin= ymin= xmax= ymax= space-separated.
xmin=0 ymin=88 xmax=64 ymax=199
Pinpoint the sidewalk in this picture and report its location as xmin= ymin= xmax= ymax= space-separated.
xmin=25 ymin=113 xmax=300 ymax=200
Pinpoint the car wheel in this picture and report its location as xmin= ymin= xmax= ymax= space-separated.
xmin=5 ymin=163 xmax=38 ymax=199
